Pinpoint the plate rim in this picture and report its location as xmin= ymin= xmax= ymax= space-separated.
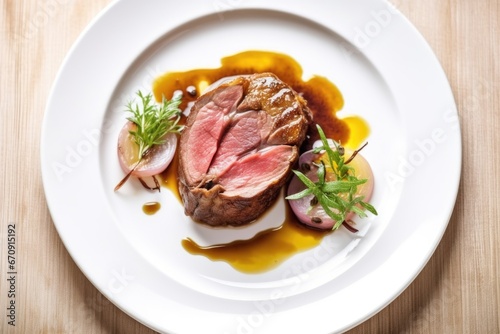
xmin=40 ymin=0 xmax=462 ymax=333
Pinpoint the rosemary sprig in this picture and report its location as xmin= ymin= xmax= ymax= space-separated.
xmin=126 ymin=91 xmax=183 ymax=159
xmin=286 ymin=125 xmax=378 ymax=231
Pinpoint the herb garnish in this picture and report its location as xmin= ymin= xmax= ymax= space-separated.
xmin=286 ymin=125 xmax=378 ymax=231
xmin=114 ymin=91 xmax=183 ymax=191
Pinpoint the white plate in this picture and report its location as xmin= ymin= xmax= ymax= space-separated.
xmin=41 ymin=0 xmax=461 ymax=333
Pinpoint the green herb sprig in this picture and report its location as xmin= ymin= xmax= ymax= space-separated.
xmin=286 ymin=125 xmax=378 ymax=231
xmin=114 ymin=91 xmax=183 ymax=192
xmin=126 ymin=91 xmax=183 ymax=159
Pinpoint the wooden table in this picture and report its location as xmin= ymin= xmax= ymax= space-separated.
xmin=1 ymin=0 xmax=498 ymax=333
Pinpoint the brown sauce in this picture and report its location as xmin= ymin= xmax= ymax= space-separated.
xmin=152 ymin=50 xmax=370 ymax=274
xmin=181 ymin=205 xmax=326 ymax=274
xmin=160 ymin=150 xmax=181 ymax=202
xmin=142 ymin=202 xmax=161 ymax=215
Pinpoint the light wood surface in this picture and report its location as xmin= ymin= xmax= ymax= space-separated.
xmin=1 ymin=0 xmax=499 ymax=333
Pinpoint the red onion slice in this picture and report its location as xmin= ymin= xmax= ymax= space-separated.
xmin=117 ymin=121 xmax=177 ymax=178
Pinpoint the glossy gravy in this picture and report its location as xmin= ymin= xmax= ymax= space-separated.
xmin=142 ymin=202 xmax=161 ymax=215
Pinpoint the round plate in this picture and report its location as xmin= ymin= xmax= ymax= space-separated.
xmin=41 ymin=0 xmax=461 ymax=333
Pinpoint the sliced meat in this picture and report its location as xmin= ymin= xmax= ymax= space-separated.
xmin=179 ymin=84 xmax=243 ymax=185
xmin=218 ymin=145 xmax=297 ymax=197
xmin=207 ymin=110 xmax=271 ymax=176
xmin=178 ymin=73 xmax=312 ymax=226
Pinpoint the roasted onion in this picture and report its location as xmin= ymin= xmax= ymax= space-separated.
xmin=287 ymin=145 xmax=374 ymax=230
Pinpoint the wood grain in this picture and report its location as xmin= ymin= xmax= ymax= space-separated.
xmin=1 ymin=0 xmax=498 ymax=333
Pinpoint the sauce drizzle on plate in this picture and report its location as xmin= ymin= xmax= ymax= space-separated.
xmin=182 ymin=205 xmax=327 ymax=274
xmin=142 ymin=202 xmax=161 ymax=215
